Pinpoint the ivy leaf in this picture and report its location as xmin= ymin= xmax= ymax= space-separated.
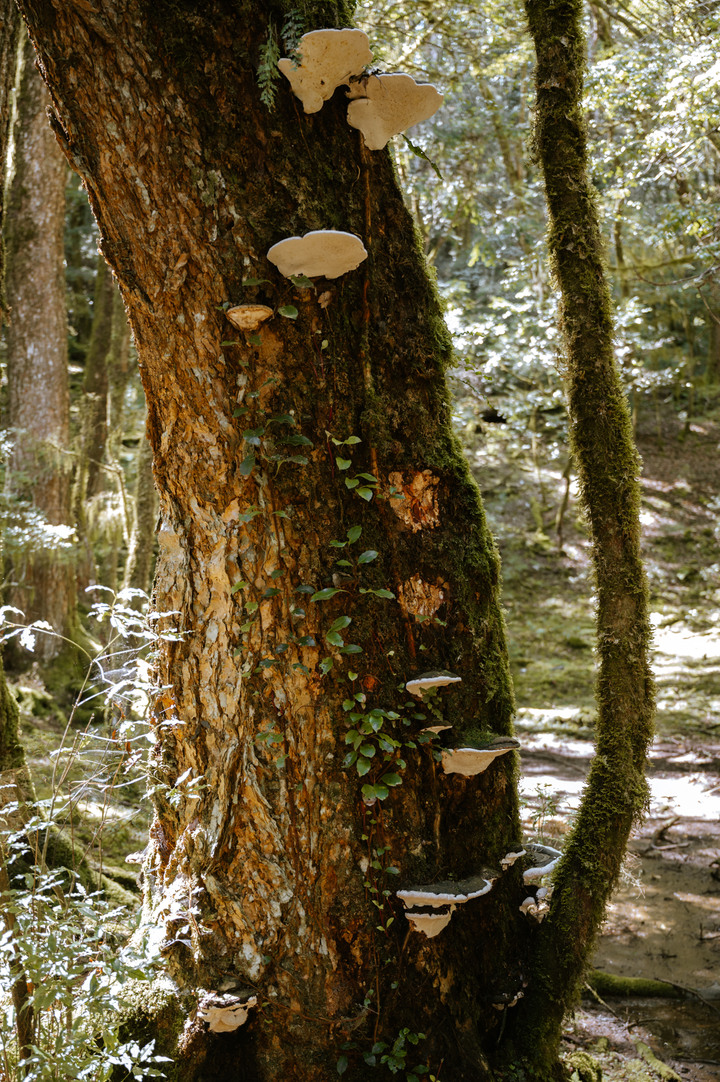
xmin=381 ymin=773 xmax=402 ymax=787
xmin=231 ymin=581 xmax=248 ymax=594
xmin=336 ymin=457 xmax=352 ymax=470
xmin=347 ymin=525 xmax=362 ymax=543
xmin=245 ymin=601 xmax=259 ymax=614
xmin=239 ymin=453 xmax=256 ymax=476
xmin=328 ymin=615 xmax=352 ymax=633
xmin=278 ymin=304 xmax=298 ymax=319
xmin=357 ymin=550 xmax=378 ymax=564
xmin=329 ymin=540 xmax=347 ymax=549
xmin=345 ymin=435 xmax=362 ymax=445
xmin=401 ymin=133 xmax=444 ymax=180
xmin=325 ymin=630 xmax=345 ymax=647
xmin=238 ymin=506 xmax=262 ymax=523
xmin=337 ymin=1056 xmax=348 ymax=1076
xmin=242 ymin=276 xmax=268 ymax=286
xmin=356 ymin=756 xmax=372 ymax=776
xmin=360 ymin=588 xmax=395 ymax=600
xmin=319 ymin=656 xmax=334 ymax=675
xmin=311 ymin=588 xmax=344 ymax=602
xmin=359 ymin=743 xmax=376 ymax=758
xmin=295 ymin=584 xmax=315 ymax=594
xmin=289 ymin=273 xmax=314 ymax=289
xmin=345 ymin=478 xmax=360 ymax=490
xmin=340 ymin=643 xmax=362 ymax=655
xmin=283 ymin=433 xmax=313 ymax=446
xmin=356 ymin=487 xmax=374 ymax=501
xmin=268 ymin=414 xmax=296 ymax=426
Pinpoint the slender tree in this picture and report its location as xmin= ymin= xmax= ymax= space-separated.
xmin=505 ymin=0 xmax=655 ymax=1074
xmin=4 ymin=27 xmax=75 ymax=662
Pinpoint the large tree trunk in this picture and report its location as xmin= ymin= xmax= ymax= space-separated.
xmin=19 ymin=3 xmax=534 ymax=1078
xmin=5 ymin=28 xmax=74 ymax=662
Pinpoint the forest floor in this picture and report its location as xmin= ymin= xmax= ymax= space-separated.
xmin=9 ymin=394 xmax=720 ymax=1081
xmin=465 ymin=396 xmax=720 ymax=1081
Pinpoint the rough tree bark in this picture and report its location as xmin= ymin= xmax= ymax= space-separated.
xmin=5 ymin=27 xmax=75 ymax=662
xmin=506 ymin=0 xmax=655 ymax=1074
xmin=18 ymin=2 xmax=524 ymax=1077
xmin=16 ymin=1 xmax=653 ymax=1079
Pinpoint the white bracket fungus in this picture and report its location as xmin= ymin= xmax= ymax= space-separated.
xmin=523 ymin=843 xmax=562 ymax=884
xmin=198 ymin=992 xmax=258 ymax=1033
xmin=404 ymin=908 xmax=452 ymax=938
xmin=226 ymin=304 xmax=274 ymax=332
xmin=405 ymin=670 xmax=461 ymax=698
xmin=441 ymin=737 xmax=520 ymax=777
xmin=397 ymin=873 xmax=495 ymax=937
xmin=519 ymin=895 xmax=550 ymax=923
xmin=278 ymin=29 xmax=373 ymax=114
xmin=500 ymin=849 xmax=526 ymax=871
xmin=267 ymin=230 xmax=368 ymax=280
xmin=346 ymin=73 xmax=443 ymax=150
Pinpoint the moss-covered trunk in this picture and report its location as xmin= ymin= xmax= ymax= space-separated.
xmin=17 ymin=2 xmax=530 ymax=1077
xmin=506 ymin=0 xmax=655 ymax=1074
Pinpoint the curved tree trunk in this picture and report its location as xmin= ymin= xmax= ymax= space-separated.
xmin=17 ymin=2 xmax=529 ymax=1078
xmin=507 ymin=0 xmax=655 ymax=1073
xmin=5 ymin=28 xmax=75 ymax=663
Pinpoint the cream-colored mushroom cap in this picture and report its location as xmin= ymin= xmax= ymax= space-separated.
xmin=267 ymin=230 xmax=367 ymax=279
xmin=226 ymin=304 xmax=274 ymax=332
xmin=278 ymin=29 xmax=373 ymax=114
xmin=347 ymin=73 xmax=443 ymax=150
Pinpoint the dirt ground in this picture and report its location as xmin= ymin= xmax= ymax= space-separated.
xmin=467 ymin=399 xmax=720 ymax=1080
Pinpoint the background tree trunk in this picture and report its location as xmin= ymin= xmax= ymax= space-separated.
xmin=4 ymin=28 xmax=75 ymax=663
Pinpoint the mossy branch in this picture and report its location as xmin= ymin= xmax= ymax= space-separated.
xmin=507 ymin=0 xmax=655 ymax=1070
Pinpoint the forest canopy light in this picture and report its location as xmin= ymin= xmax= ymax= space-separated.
xmin=346 ymin=73 xmax=444 ymax=150
xmin=267 ymin=230 xmax=368 ymax=279
xmin=278 ymin=29 xmax=373 ymax=114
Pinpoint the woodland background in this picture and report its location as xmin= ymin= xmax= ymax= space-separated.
xmin=0 ymin=0 xmax=718 ymax=1079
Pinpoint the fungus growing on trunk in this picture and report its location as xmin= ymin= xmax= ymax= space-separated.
xmin=404 ymin=908 xmax=452 ymax=938
xmin=501 ymin=849 xmax=526 ymax=871
xmin=267 ymin=230 xmax=368 ymax=279
xmin=278 ymin=29 xmax=373 ymax=114
xmin=397 ymin=873 xmax=496 ymax=936
xmin=197 ymin=992 xmax=258 ymax=1033
xmin=519 ymin=895 xmax=549 ymax=923
xmin=441 ymin=737 xmax=520 ymax=777
xmin=226 ymin=304 xmax=274 ymax=332
xmin=523 ymin=843 xmax=562 ymax=883
xmin=346 ymin=73 xmax=443 ymax=150
xmin=405 ymin=670 xmax=461 ymax=697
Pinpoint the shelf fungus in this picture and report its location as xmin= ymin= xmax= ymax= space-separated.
xmin=267 ymin=230 xmax=368 ymax=280
xmin=405 ymin=670 xmax=461 ymax=698
xmin=523 ymin=843 xmax=562 ymax=884
xmin=226 ymin=304 xmax=274 ymax=332
xmin=197 ymin=992 xmax=258 ymax=1033
xmin=500 ymin=849 xmax=526 ymax=871
xmin=347 ymin=72 xmax=443 ymax=150
xmin=397 ymin=874 xmax=495 ymax=938
xmin=441 ymin=737 xmax=520 ymax=777
xmin=519 ymin=895 xmax=550 ymax=923
xmin=278 ymin=29 xmax=373 ymax=113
